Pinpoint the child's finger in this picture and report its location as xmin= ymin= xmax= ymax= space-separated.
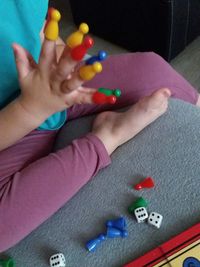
xmin=38 ymin=39 xmax=57 ymax=72
xmin=38 ymin=8 xmax=61 ymax=72
xmin=53 ymin=45 xmax=79 ymax=83
xmin=77 ymin=86 xmax=97 ymax=94
xmin=66 ymin=87 xmax=97 ymax=105
xmin=12 ymin=43 xmax=37 ymax=81
xmin=61 ymin=69 xmax=84 ymax=93
xmin=61 ymin=62 xmax=102 ymax=93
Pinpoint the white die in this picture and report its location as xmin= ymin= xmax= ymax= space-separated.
xmin=50 ymin=253 xmax=66 ymax=267
xmin=134 ymin=207 xmax=148 ymax=223
xmin=148 ymin=212 xmax=163 ymax=228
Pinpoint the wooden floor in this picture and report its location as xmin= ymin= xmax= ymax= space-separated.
xmin=51 ymin=0 xmax=200 ymax=92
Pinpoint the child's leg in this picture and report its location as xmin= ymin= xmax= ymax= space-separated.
xmin=0 ymin=131 xmax=110 ymax=252
xmin=68 ymin=52 xmax=199 ymax=120
xmin=0 ymin=88 xmax=170 ymax=252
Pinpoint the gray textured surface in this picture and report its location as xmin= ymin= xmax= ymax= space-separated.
xmin=3 ymin=99 xmax=200 ymax=267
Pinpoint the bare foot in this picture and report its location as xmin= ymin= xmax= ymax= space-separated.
xmin=92 ymin=88 xmax=171 ymax=155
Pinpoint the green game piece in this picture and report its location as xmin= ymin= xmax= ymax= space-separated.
xmin=128 ymin=197 xmax=148 ymax=214
xmin=0 ymin=258 xmax=15 ymax=267
xmin=113 ymin=89 xmax=121 ymax=97
xmin=98 ymin=88 xmax=121 ymax=97
xmin=98 ymin=88 xmax=113 ymax=96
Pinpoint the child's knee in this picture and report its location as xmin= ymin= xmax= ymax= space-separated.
xmin=137 ymin=52 xmax=167 ymax=66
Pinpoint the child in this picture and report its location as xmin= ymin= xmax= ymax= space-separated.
xmin=0 ymin=0 xmax=199 ymax=252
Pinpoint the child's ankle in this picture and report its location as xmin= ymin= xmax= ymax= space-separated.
xmin=92 ymin=129 xmax=119 ymax=156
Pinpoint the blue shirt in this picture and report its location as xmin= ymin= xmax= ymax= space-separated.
xmin=0 ymin=0 xmax=67 ymax=130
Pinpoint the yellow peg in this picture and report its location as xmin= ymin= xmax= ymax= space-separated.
xmin=45 ymin=9 xmax=61 ymax=41
xmin=66 ymin=23 xmax=89 ymax=48
xmin=79 ymin=62 xmax=103 ymax=81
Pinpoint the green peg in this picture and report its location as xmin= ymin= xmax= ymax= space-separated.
xmin=0 ymin=258 xmax=15 ymax=267
xmin=98 ymin=88 xmax=121 ymax=97
xmin=128 ymin=197 xmax=148 ymax=214
xmin=113 ymin=89 xmax=121 ymax=97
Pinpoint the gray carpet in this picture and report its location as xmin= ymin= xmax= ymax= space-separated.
xmin=3 ymin=99 xmax=200 ymax=267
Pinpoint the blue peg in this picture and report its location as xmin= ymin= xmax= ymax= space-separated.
xmin=86 ymin=234 xmax=106 ymax=252
xmin=106 ymin=217 xmax=127 ymax=231
xmin=86 ymin=50 xmax=107 ymax=65
xmin=106 ymin=227 xmax=128 ymax=238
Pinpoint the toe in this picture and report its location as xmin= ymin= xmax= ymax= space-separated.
xmin=147 ymin=88 xmax=170 ymax=109
xmin=153 ymin=87 xmax=171 ymax=98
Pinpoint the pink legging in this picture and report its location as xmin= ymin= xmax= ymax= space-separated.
xmin=0 ymin=53 xmax=198 ymax=252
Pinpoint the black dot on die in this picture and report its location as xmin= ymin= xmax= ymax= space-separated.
xmin=157 ymin=216 xmax=160 ymax=218
xmin=155 ymin=221 xmax=158 ymax=224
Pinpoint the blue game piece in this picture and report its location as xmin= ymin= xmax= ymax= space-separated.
xmin=86 ymin=234 xmax=106 ymax=252
xmin=106 ymin=217 xmax=127 ymax=231
xmin=85 ymin=50 xmax=107 ymax=65
xmin=183 ymin=257 xmax=200 ymax=267
xmin=106 ymin=227 xmax=128 ymax=238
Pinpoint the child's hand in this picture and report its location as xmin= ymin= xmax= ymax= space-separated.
xmin=12 ymin=37 xmax=96 ymax=123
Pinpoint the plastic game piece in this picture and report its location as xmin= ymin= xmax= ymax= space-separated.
xmin=44 ymin=8 xmax=61 ymax=41
xmin=0 ymin=258 xmax=15 ymax=267
xmin=134 ymin=207 xmax=149 ymax=223
xmin=44 ymin=7 xmax=55 ymax=33
xmin=86 ymin=234 xmax=106 ymax=252
xmin=79 ymin=62 xmax=102 ymax=81
xmin=70 ymin=36 xmax=94 ymax=61
xmin=49 ymin=253 xmax=66 ymax=267
xmin=98 ymin=88 xmax=121 ymax=97
xmin=106 ymin=227 xmax=128 ymax=238
xmin=66 ymin=23 xmax=89 ymax=48
xmin=128 ymin=197 xmax=148 ymax=214
xmin=106 ymin=217 xmax=127 ymax=231
xmin=134 ymin=177 xmax=155 ymax=190
xmin=92 ymin=92 xmax=117 ymax=104
xmin=147 ymin=212 xmax=163 ymax=229
xmin=85 ymin=50 xmax=107 ymax=65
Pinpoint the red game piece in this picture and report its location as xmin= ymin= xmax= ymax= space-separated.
xmin=70 ymin=36 xmax=94 ymax=61
xmin=134 ymin=177 xmax=155 ymax=190
xmin=92 ymin=92 xmax=117 ymax=104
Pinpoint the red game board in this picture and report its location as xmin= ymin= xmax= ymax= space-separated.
xmin=124 ymin=222 xmax=200 ymax=267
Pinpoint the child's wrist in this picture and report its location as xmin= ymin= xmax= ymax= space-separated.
xmin=15 ymin=97 xmax=50 ymax=127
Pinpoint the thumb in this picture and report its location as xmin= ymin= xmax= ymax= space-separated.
xmin=12 ymin=43 xmax=37 ymax=80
